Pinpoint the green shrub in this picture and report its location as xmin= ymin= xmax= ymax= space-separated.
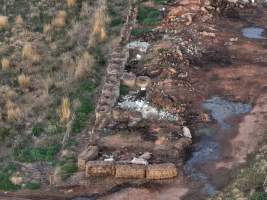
xmin=131 ymin=28 xmax=152 ymax=37
xmin=0 ymin=128 xmax=11 ymax=141
xmin=13 ymin=144 xmax=61 ymax=163
xmin=59 ymin=155 xmax=78 ymax=180
xmin=153 ymin=0 xmax=167 ymax=4
xmin=72 ymin=94 xmax=94 ymax=134
xmin=79 ymin=80 xmax=96 ymax=93
xmin=120 ymin=85 xmax=130 ymax=95
xmin=138 ymin=6 xmax=162 ymax=25
xmin=31 ymin=124 xmax=44 ymax=137
xmin=251 ymin=192 xmax=267 ymax=200
xmin=110 ymin=17 xmax=123 ymax=27
xmin=71 ymin=80 xmax=96 ymax=134
xmin=0 ymin=163 xmax=20 ymax=191
xmin=25 ymin=181 xmax=41 ymax=190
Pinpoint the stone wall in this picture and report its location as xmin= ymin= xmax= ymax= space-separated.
xmin=78 ymin=1 xmax=138 ymax=169
xmin=93 ymin=1 xmax=138 ymax=135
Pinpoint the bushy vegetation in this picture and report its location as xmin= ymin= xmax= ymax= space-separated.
xmin=251 ymin=192 xmax=267 ymax=200
xmin=25 ymin=181 xmax=41 ymax=190
xmin=212 ymin=136 xmax=267 ymax=200
xmin=59 ymin=155 xmax=78 ymax=180
xmin=13 ymin=144 xmax=61 ymax=163
xmin=138 ymin=5 xmax=162 ymax=25
xmin=0 ymin=0 xmax=128 ymax=187
xmin=0 ymin=163 xmax=20 ymax=191
xmin=131 ymin=27 xmax=152 ymax=37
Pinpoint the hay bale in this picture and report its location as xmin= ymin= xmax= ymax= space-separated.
xmin=115 ymin=164 xmax=145 ymax=179
xmin=146 ymin=163 xmax=178 ymax=180
xmin=78 ymin=146 xmax=99 ymax=170
xmin=86 ymin=161 xmax=115 ymax=177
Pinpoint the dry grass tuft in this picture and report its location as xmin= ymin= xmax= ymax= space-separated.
xmin=52 ymin=10 xmax=67 ymax=28
xmin=89 ymin=0 xmax=110 ymax=46
xmin=15 ymin=15 xmax=24 ymax=25
xmin=18 ymin=74 xmax=30 ymax=89
xmin=0 ymin=85 xmax=17 ymax=99
xmin=58 ymin=97 xmax=71 ymax=123
xmin=5 ymin=100 xmax=22 ymax=121
xmin=0 ymin=15 xmax=8 ymax=29
xmin=75 ymin=52 xmax=94 ymax=79
xmin=43 ymin=23 xmax=52 ymax=33
xmin=22 ymin=43 xmax=40 ymax=63
xmin=66 ymin=0 xmax=77 ymax=7
xmin=1 ymin=58 xmax=11 ymax=70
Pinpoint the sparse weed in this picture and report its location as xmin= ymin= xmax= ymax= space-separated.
xmin=0 ymin=15 xmax=8 ymax=29
xmin=0 ymin=127 xmax=11 ymax=141
xmin=66 ymin=0 xmax=77 ymax=7
xmin=22 ymin=43 xmax=40 ymax=63
xmin=52 ymin=10 xmax=67 ymax=28
xmin=138 ymin=5 xmax=162 ymax=25
xmin=1 ymin=58 xmax=11 ymax=70
xmin=43 ymin=23 xmax=52 ymax=33
xmin=75 ymin=52 xmax=94 ymax=79
xmin=251 ymin=192 xmax=267 ymax=200
xmin=25 ymin=181 xmax=41 ymax=190
xmin=5 ymin=100 xmax=22 ymax=121
xmin=17 ymin=74 xmax=30 ymax=89
xmin=59 ymin=155 xmax=77 ymax=180
xmin=0 ymin=163 xmax=20 ymax=191
xmin=31 ymin=123 xmax=44 ymax=137
xmin=58 ymin=97 xmax=71 ymax=123
xmin=13 ymin=144 xmax=61 ymax=163
xmin=131 ymin=27 xmax=152 ymax=37
xmin=15 ymin=15 xmax=23 ymax=25
xmin=89 ymin=0 xmax=110 ymax=46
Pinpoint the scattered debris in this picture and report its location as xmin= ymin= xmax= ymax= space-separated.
xmin=182 ymin=126 xmax=192 ymax=138
xmin=131 ymin=157 xmax=148 ymax=165
xmin=118 ymin=95 xmax=179 ymax=121
xmin=139 ymin=152 xmax=152 ymax=160
xmin=136 ymin=54 xmax=142 ymax=60
xmin=127 ymin=41 xmax=150 ymax=52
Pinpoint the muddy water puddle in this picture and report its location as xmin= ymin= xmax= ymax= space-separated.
xmin=184 ymin=96 xmax=252 ymax=197
xmin=242 ymin=27 xmax=266 ymax=39
xmin=203 ymin=96 xmax=252 ymax=129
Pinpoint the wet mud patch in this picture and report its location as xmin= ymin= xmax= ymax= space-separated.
xmin=183 ymin=96 xmax=252 ymax=198
xmin=242 ymin=27 xmax=267 ymax=39
xmin=203 ymin=96 xmax=252 ymax=129
xmin=189 ymin=46 xmax=232 ymax=68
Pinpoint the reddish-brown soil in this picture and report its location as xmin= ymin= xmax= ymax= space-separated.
xmin=2 ymin=1 xmax=267 ymax=200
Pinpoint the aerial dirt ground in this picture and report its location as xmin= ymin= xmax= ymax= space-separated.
xmin=1 ymin=0 xmax=267 ymax=200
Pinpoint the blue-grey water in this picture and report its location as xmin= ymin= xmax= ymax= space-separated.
xmin=203 ymin=96 xmax=252 ymax=129
xmin=242 ymin=27 xmax=266 ymax=39
xmin=184 ymin=96 xmax=252 ymax=196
